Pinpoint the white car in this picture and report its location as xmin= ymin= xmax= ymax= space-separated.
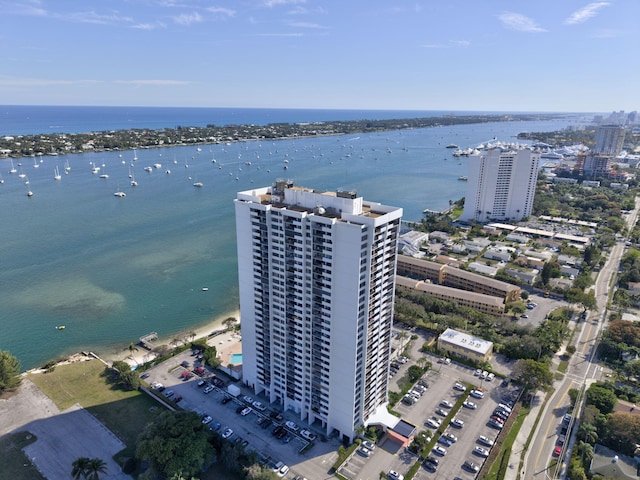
xmin=242 ymin=395 xmax=253 ymax=404
xmin=432 ymin=445 xmax=447 ymax=456
xmin=478 ymin=435 xmax=494 ymax=447
xmin=453 ymin=382 xmax=465 ymax=391
xmin=222 ymin=428 xmax=233 ymax=439
xmin=463 ymin=400 xmax=477 ymax=409
xmin=362 ymin=440 xmax=375 ymax=450
xmin=275 ymin=463 xmax=289 ymax=477
xmin=252 ymin=401 xmax=266 ymax=411
xmin=357 ymin=446 xmax=371 ymax=457
xmin=203 ymin=385 xmax=214 ymax=394
xmin=451 ymin=418 xmax=464 ymax=428
xmin=201 ymin=415 xmax=213 ymax=425
xmin=487 ymin=373 xmax=495 ymax=381
xmin=473 ymin=446 xmax=489 ymax=457
xmin=240 ymin=407 xmax=252 ymax=416
xmin=300 ymin=429 xmax=317 ymax=441
xmin=470 ymin=389 xmax=484 ymax=399
xmin=285 ymin=420 xmax=299 ymax=431
xmin=474 ymin=369 xmax=482 ymax=376
xmin=426 ymin=418 xmax=440 ymax=429
xmin=440 ymin=400 xmax=453 ymax=408
xmin=388 ymin=470 xmax=404 ymax=480
xmin=442 ymin=432 xmax=457 ymax=443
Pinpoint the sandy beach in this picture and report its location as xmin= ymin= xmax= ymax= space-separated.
xmin=102 ymin=309 xmax=241 ymax=367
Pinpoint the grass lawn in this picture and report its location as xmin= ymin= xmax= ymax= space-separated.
xmin=0 ymin=431 xmax=45 ymax=480
xmin=28 ymin=359 xmax=161 ymax=450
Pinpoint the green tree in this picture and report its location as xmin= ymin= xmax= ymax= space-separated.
xmin=511 ymin=359 xmax=554 ymax=392
xmin=578 ymin=422 xmax=598 ymax=444
xmin=72 ymin=457 xmax=91 ymax=480
xmin=203 ymin=346 xmax=221 ymax=369
xmin=71 ymin=457 xmax=107 ymax=480
xmin=245 ymin=464 xmax=277 ymax=480
xmin=0 ymin=350 xmax=22 ymax=392
xmin=136 ymin=411 xmax=213 ymax=478
xmin=586 ymin=383 xmax=617 ymax=414
xmin=85 ymin=458 xmax=107 ymax=480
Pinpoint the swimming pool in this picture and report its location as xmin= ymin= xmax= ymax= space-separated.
xmin=230 ymin=353 xmax=243 ymax=364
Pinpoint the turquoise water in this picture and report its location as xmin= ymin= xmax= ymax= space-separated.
xmin=230 ymin=353 xmax=243 ymax=364
xmin=0 ymin=117 xmax=578 ymax=370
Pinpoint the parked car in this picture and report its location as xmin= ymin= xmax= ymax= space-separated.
xmin=240 ymin=407 xmax=252 ymax=416
xmin=478 ymin=435 xmax=494 ymax=447
xmin=435 ymin=408 xmax=447 ymax=417
xmin=252 ymin=401 xmax=266 ymax=411
xmin=203 ymin=385 xmax=214 ymax=394
xmin=300 ymin=429 xmax=317 ymax=441
xmin=463 ymin=461 xmax=480 ymax=473
xmin=242 ymin=395 xmax=253 ymax=404
xmin=470 ymin=389 xmax=484 ymax=399
xmin=201 ymin=415 xmax=213 ymax=425
xmin=432 ymin=445 xmax=447 ymax=456
xmin=488 ymin=419 xmax=504 ymax=429
xmin=357 ymin=447 xmax=371 ymax=458
xmin=426 ymin=418 xmax=441 ymax=429
xmin=222 ymin=428 xmax=233 ymax=439
xmin=453 ymin=382 xmax=465 ymax=391
xmin=473 ymin=446 xmax=489 ymax=457
xmin=425 ymin=456 xmax=439 ymax=466
xmin=553 ymin=445 xmax=562 ymax=457
xmin=285 ymin=421 xmax=299 ymax=431
xmin=443 ymin=432 xmax=458 ymax=443
xmin=440 ymin=400 xmax=453 ymax=408
xmin=362 ymin=440 xmax=375 ymax=450
xmin=451 ymin=418 xmax=464 ymax=429
xmin=388 ymin=470 xmax=404 ymax=480
xmin=437 ymin=437 xmax=452 ymax=447
xmin=463 ymin=400 xmax=477 ymax=409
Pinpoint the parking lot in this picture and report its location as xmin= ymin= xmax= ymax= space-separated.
xmin=334 ymin=326 xmax=520 ymax=480
xmin=142 ymin=348 xmax=343 ymax=480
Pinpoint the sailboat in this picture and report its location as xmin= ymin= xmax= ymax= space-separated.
xmin=133 ymin=149 xmax=138 ymax=161
xmin=113 ymin=183 xmax=126 ymax=197
xmin=64 ymin=159 xmax=71 ymax=173
xmin=54 ymin=166 xmax=62 ymax=180
xmin=9 ymin=159 xmax=17 ymax=174
xmin=33 ymin=157 xmax=39 ymax=168
xmin=130 ymin=171 xmax=138 ymax=187
xmin=18 ymin=166 xmax=26 ymax=178
xmin=25 ymin=176 xmax=33 ymax=196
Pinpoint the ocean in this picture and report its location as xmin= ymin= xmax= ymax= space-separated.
xmin=0 ymin=106 xmax=586 ymax=370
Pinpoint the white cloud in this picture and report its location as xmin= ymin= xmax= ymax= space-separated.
xmin=421 ymin=40 xmax=470 ymax=48
xmin=0 ymin=77 xmax=100 ymax=86
xmin=114 ymin=80 xmax=192 ymax=86
xmin=206 ymin=6 xmax=236 ymax=18
xmin=287 ymin=21 xmax=327 ymax=29
xmin=499 ymin=12 xmax=546 ymax=33
xmin=64 ymin=11 xmax=133 ymax=25
xmin=173 ymin=12 xmax=203 ymax=25
xmin=132 ymin=22 xmax=166 ymax=30
xmin=2 ymin=0 xmax=47 ymax=16
xmin=565 ymin=2 xmax=610 ymax=25
xmin=255 ymin=32 xmax=304 ymax=37
xmin=263 ymin=0 xmax=307 ymax=7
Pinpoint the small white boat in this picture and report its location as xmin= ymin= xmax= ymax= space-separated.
xmin=446 ymin=144 xmax=459 ymax=149
xmin=193 ymin=181 xmax=203 ymax=188
xmin=9 ymin=159 xmax=17 ymax=174
xmin=54 ymin=166 xmax=62 ymax=180
xmin=56 ymin=325 xmax=65 ymax=330
xmin=113 ymin=191 xmax=126 ymax=197
xmin=144 ymin=166 xmax=153 ymax=172
xmin=201 ymin=287 xmax=209 ymax=291
xmin=153 ymin=163 xmax=162 ymax=169
xmin=64 ymin=159 xmax=71 ymax=173
xmin=33 ymin=157 xmax=39 ymax=168
xmin=99 ymin=173 xmax=109 ymax=179
xmin=458 ymin=176 xmax=468 ymax=181
xmin=133 ymin=149 xmax=138 ymax=161
xmin=165 ymin=169 xmax=171 ymax=175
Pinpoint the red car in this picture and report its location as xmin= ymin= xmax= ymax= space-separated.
xmin=553 ymin=445 xmax=562 ymax=457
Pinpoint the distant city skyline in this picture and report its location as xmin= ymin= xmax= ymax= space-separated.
xmin=1 ymin=1 xmax=637 ymax=112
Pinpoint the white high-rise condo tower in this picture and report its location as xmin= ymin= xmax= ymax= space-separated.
xmin=460 ymin=148 xmax=539 ymax=223
xmin=235 ymin=181 xmax=402 ymax=441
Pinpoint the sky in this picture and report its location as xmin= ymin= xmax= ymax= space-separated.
xmin=0 ymin=0 xmax=637 ymax=112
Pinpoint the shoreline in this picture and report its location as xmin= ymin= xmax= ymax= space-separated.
xmin=30 ymin=309 xmax=242 ymax=373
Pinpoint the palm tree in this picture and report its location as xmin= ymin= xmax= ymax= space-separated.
xmin=71 ymin=457 xmax=91 ymax=480
xmin=578 ymin=422 xmax=598 ymax=444
xmin=85 ymin=458 xmax=107 ymax=480
xmin=577 ymin=440 xmax=594 ymax=464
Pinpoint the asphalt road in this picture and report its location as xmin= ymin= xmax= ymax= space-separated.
xmin=523 ymin=196 xmax=640 ymax=480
